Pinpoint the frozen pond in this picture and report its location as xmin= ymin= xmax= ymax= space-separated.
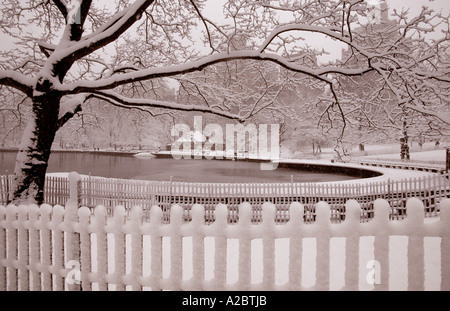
xmin=0 ymin=150 xmax=362 ymax=183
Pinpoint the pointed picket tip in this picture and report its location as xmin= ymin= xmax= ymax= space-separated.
xmin=112 ymin=205 xmax=126 ymax=219
xmin=405 ymin=197 xmax=425 ymax=225
xmin=238 ymin=202 xmax=252 ymax=224
xmin=288 ymin=201 xmax=304 ymax=224
xmin=170 ymin=204 xmax=184 ymax=224
xmin=315 ymin=201 xmax=330 ymax=225
xmin=17 ymin=203 xmax=29 ymax=220
xmin=52 ymin=204 xmax=65 ymax=219
xmin=40 ymin=204 xmax=53 ymax=217
xmin=345 ymin=199 xmax=361 ymax=224
xmin=191 ymin=204 xmax=204 ymax=224
xmin=5 ymin=204 xmax=18 ymax=220
xmin=77 ymin=205 xmax=91 ymax=220
xmin=214 ymin=203 xmax=228 ymax=224
xmin=150 ymin=205 xmax=163 ymax=224
xmin=373 ymin=198 xmax=390 ymax=223
xmin=262 ymin=201 xmax=276 ymax=223
xmin=94 ymin=204 xmax=108 ymax=218
xmin=26 ymin=204 xmax=40 ymax=220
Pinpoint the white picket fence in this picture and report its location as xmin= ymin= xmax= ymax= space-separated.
xmin=1 ymin=197 xmax=449 ymax=291
xmin=2 ymin=171 xmax=450 ymax=223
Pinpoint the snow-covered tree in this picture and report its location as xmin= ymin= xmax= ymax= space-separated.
xmin=330 ymin=2 xmax=450 ymax=158
xmin=1 ymin=0 xmax=449 ymax=204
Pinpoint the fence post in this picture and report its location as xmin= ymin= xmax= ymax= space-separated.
xmin=130 ymin=205 xmax=143 ymax=291
xmin=206 ymin=203 xmax=228 ymax=291
xmin=287 ymin=202 xmax=304 ymax=290
xmin=372 ymin=199 xmax=390 ymax=291
xmin=343 ymin=200 xmax=360 ymax=291
xmin=167 ymin=204 xmax=183 ymax=290
xmin=405 ymin=198 xmax=425 ymax=291
xmin=28 ymin=204 xmax=40 ymax=290
xmin=112 ymin=205 xmax=126 ymax=291
xmin=149 ymin=205 xmax=163 ymax=290
xmin=17 ymin=204 xmax=30 ymax=290
xmin=68 ymin=171 xmax=82 ymax=207
xmin=439 ymin=199 xmax=450 ymax=291
xmin=40 ymin=204 xmax=52 ymax=290
xmin=64 ymin=199 xmax=81 ymax=291
xmin=51 ymin=205 xmax=65 ymax=290
xmin=446 ymin=147 xmax=450 ymax=173
xmin=77 ymin=206 xmax=92 ymax=291
xmin=187 ymin=204 xmax=205 ymax=290
xmin=237 ymin=202 xmax=253 ymax=290
xmin=94 ymin=205 xmax=108 ymax=291
xmin=315 ymin=201 xmax=331 ymax=291
xmin=6 ymin=205 xmax=18 ymax=291
xmin=262 ymin=202 xmax=276 ymax=289
xmin=65 ymin=171 xmax=82 ymax=291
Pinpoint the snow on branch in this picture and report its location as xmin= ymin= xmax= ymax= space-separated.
xmin=47 ymin=0 xmax=154 ymax=67
xmin=56 ymin=50 xmax=375 ymax=95
xmin=257 ymin=23 xmax=374 ymax=58
xmin=57 ymin=93 xmax=86 ymax=129
xmin=37 ymin=41 xmax=57 ymax=58
xmin=403 ymin=104 xmax=450 ymax=125
xmin=0 ymin=70 xmax=35 ymax=95
xmin=88 ymin=90 xmax=244 ymax=121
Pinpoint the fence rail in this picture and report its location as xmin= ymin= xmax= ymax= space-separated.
xmin=1 ymin=172 xmax=450 ymax=223
xmin=359 ymin=160 xmax=446 ymax=173
xmin=1 ymin=198 xmax=449 ymax=291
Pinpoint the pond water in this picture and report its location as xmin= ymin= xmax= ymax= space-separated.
xmin=0 ymin=150 xmax=360 ymax=183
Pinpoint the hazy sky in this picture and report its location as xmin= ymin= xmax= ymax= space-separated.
xmin=201 ymin=0 xmax=449 ymax=63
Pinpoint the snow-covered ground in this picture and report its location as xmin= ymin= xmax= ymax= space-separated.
xmin=298 ymin=141 xmax=447 ymax=164
xmin=360 ymin=149 xmax=446 ymax=164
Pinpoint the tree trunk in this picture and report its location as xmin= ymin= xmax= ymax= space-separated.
xmin=359 ymin=143 xmax=365 ymax=151
xmin=9 ymin=94 xmax=61 ymax=205
xmin=400 ymin=121 xmax=410 ymax=161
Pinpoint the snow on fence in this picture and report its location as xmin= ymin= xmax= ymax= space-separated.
xmin=1 ymin=171 xmax=450 ymax=223
xmin=359 ymin=160 xmax=445 ymax=173
xmin=1 ymin=198 xmax=450 ymax=291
